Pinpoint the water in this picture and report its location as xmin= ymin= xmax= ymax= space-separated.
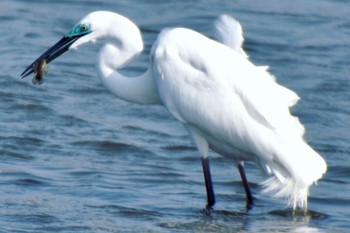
xmin=1 ymin=0 xmax=350 ymax=232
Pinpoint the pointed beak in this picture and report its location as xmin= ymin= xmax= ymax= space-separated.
xmin=21 ymin=35 xmax=81 ymax=78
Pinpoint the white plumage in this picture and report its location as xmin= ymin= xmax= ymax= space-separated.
xmin=214 ymin=14 xmax=248 ymax=57
xmin=22 ymin=11 xmax=327 ymax=210
xmin=151 ymin=16 xmax=326 ymax=209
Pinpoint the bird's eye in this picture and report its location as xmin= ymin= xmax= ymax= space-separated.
xmin=81 ymin=24 xmax=89 ymax=31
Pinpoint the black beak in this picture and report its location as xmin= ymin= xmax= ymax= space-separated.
xmin=21 ymin=35 xmax=82 ymax=78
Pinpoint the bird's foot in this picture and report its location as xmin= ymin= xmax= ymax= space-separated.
xmin=202 ymin=204 xmax=214 ymax=216
xmin=246 ymin=197 xmax=254 ymax=211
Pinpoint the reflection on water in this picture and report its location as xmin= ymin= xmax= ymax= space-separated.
xmin=159 ymin=208 xmax=328 ymax=233
xmin=1 ymin=0 xmax=349 ymax=232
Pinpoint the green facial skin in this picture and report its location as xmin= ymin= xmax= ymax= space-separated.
xmin=66 ymin=23 xmax=91 ymax=38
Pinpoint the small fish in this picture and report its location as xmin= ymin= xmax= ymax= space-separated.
xmin=32 ymin=59 xmax=48 ymax=85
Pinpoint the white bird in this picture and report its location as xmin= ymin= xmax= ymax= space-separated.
xmin=21 ymin=11 xmax=327 ymax=211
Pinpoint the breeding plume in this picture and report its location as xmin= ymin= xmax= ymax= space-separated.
xmin=22 ymin=11 xmax=327 ymax=210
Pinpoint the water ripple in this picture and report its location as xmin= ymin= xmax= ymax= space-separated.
xmin=1 ymin=0 xmax=349 ymax=232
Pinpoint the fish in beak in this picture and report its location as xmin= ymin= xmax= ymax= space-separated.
xmin=21 ymin=23 xmax=92 ymax=84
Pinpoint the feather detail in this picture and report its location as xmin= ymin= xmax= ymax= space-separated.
xmin=214 ymin=14 xmax=248 ymax=57
xmin=261 ymin=176 xmax=309 ymax=209
xmin=260 ymin=138 xmax=326 ymax=210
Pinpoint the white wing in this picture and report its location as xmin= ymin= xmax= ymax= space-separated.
xmin=153 ymin=28 xmax=303 ymax=140
xmin=151 ymin=27 xmax=326 ymax=208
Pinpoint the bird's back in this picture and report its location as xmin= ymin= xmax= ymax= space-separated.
xmin=151 ymin=27 xmax=326 ymax=208
xmin=151 ymin=27 xmax=301 ymax=151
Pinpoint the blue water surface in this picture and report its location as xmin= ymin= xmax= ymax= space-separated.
xmin=1 ymin=0 xmax=350 ymax=232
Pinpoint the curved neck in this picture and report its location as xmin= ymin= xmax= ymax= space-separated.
xmin=96 ymin=42 xmax=161 ymax=105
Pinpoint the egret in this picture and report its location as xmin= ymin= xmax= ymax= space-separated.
xmin=21 ymin=11 xmax=327 ymax=211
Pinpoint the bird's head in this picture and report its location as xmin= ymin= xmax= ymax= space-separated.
xmin=21 ymin=11 xmax=141 ymax=79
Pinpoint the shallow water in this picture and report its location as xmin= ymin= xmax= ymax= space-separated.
xmin=1 ymin=0 xmax=350 ymax=232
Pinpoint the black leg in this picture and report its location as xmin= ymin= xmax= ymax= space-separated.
xmin=201 ymin=157 xmax=215 ymax=208
xmin=238 ymin=162 xmax=253 ymax=209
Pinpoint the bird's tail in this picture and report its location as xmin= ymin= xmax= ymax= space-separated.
xmin=260 ymin=139 xmax=327 ymax=210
